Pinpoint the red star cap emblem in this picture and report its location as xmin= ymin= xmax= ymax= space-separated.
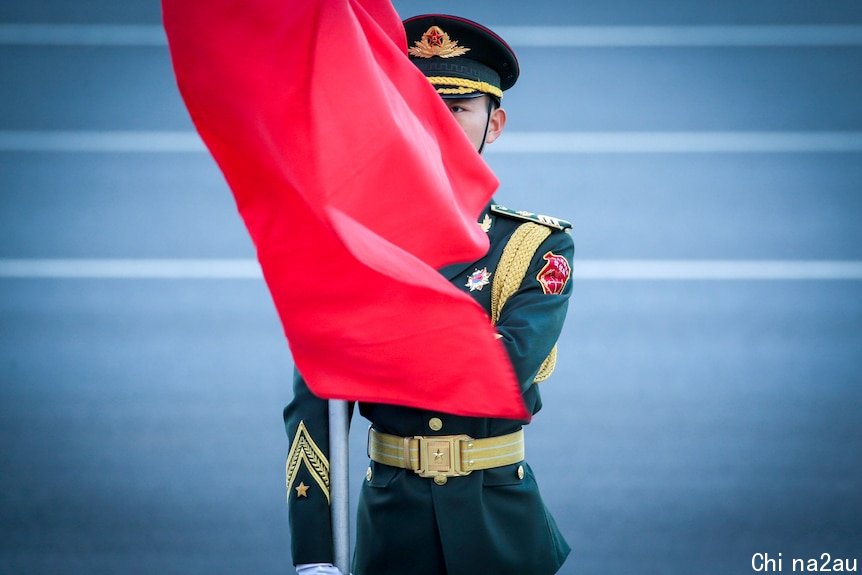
xmin=426 ymin=27 xmax=445 ymax=47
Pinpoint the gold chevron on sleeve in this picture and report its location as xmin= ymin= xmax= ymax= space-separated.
xmin=285 ymin=420 xmax=331 ymax=504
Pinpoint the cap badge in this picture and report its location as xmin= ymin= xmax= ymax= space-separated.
xmin=536 ymin=251 xmax=571 ymax=295
xmin=408 ymin=26 xmax=471 ymax=59
xmin=479 ymin=214 xmax=492 ymax=233
xmin=465 ymin=268 xmax=492 ymax=292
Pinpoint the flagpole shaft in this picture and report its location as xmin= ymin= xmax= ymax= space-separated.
xmin=328 ymin=400 xmax=350 ymax=574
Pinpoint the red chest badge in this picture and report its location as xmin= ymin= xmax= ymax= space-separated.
xmin=536 ymin=251 xmax=571 ymax=295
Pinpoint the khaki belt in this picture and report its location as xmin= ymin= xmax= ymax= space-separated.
xmin=368 ymin=428 xmax=524 ymax=479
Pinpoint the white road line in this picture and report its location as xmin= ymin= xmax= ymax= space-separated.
xmin=493 ymin=25 xmax=862 ymax=47
xmin=490 ymin=132 xmax=862 ymax=154
xmin=2 ymin=259 xmax=862 ymax=281
xmin=0 ymin=24 xmax=167 ymax=46
xmin=573 ymin=260 xmax=862 ymax=280
xmin=0 ymin=131 xmax=204 ymax=152
xmin=2 ymin=24 xmax=862 ymax=47
xmin=0 ymin=259 xmax=261 ymax=279
xmin=2 ymin=131 xmax=861 ymax=154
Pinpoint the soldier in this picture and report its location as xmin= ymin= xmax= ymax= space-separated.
xmin=285 ymin=14 xmax=574 ymax=575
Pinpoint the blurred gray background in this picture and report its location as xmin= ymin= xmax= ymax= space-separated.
xmin=1 ymin=1 xmax=861 ymax=574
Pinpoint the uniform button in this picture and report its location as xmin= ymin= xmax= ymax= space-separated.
xmin=428 ymin=417 xmax=443 ymax=431
xmin=434 ymin=475 xmax=448 ymax=486
xmin=517 ymin=465 xmax=525 ymax=480
xmin=366 ymin=467 xmax=373 ymax=481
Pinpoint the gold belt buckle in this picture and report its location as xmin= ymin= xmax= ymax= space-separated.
xmin=414 ymin=434 xmax=472 ymax=478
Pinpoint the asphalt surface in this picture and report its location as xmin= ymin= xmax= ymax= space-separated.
xmin=1 ymin=1 xmax=861 ymax=574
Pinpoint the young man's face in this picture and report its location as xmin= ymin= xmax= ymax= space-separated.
xmin=443 ymin=95 xmax=507 ymax=153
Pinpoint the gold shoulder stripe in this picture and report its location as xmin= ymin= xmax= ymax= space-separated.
xmin=491 ymin=204 xmax=572 ymax=231
xmin=285 ymin=421 xmax=331 ymax=504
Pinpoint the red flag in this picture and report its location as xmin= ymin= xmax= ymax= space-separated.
xmin=163 ymin=0 xmax=527 ymax=419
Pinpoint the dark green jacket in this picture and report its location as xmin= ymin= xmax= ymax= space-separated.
xmin=284 ymin=201 xmax=574 ymax=575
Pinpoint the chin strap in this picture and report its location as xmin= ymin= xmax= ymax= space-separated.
xmin=477 ymin=97 xmax=495 ymax=154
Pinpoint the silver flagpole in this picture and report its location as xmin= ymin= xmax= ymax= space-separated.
xmin=328 ymin=399 xmax=350 ymax=574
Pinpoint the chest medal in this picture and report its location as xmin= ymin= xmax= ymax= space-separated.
xmin=465 ymin=268 xmax=492 ymax=292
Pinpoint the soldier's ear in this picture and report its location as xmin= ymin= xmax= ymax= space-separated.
xmin=484 ymin=106 xmax=507 ymax=145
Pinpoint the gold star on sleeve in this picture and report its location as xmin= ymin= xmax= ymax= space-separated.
xmin=295 ymin=482 xmax=310 ymax=498
xmin=285 ymin=421 xmax=331 ymax=504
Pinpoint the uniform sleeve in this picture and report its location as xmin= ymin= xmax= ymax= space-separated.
xmin=283 ymin=370 xmax=338 ymax=565
xmin=495 ymin=229 xmax=574 ymax=392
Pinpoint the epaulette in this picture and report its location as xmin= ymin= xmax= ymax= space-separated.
xmin=491 ymin=204 xmax=572 ymax=231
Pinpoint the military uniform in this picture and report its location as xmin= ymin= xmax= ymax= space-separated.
xmin=284 ymin=14 xmax=574 ymax=575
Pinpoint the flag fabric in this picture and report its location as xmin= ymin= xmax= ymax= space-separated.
xmin=162 ymin=0 xmax=527 ymax=420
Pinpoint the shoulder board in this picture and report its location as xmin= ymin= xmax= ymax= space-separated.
xmin=491 ymin=204 xmax=572 ymax=231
